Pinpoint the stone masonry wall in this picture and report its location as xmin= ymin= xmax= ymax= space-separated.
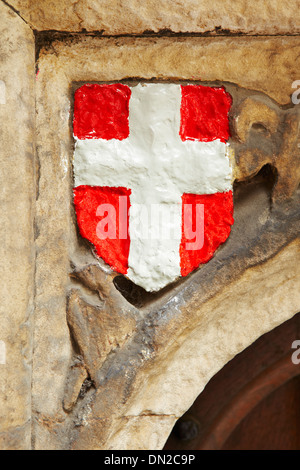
xmin=0 ymin=1 xmax=299 ymax=450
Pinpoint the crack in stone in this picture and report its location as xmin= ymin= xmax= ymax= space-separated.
xmin=2 ymin=2 xmax=300 ymax=38
xmin=123 ymin=413 xmax=179 ymax=419
xmin=2 ymin=0 xmax=32 ymax=28
xmin=86 ymin=413 xmax=178 ymax=424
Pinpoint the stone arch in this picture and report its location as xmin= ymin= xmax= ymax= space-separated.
xmin=67 ymin=239 xmax=299 ymax=449
xmin=102 ymin=241 xmax=299 ymax=449
xmin=165 ymin=312 xmax=300 ymax=449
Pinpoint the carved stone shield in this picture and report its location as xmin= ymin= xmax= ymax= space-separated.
xmin=73 ymin=83 xmax=234 ymax=291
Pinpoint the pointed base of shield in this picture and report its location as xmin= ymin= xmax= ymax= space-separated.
xmin=74 ymin=186 xmax=234 ymax=292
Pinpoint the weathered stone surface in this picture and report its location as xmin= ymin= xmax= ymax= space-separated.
xmin=39 ymin=36 xmax=300 ymax=105
xmin=63 ymin=357 xmax=88 ymax=412
xmin=232 ymin=95 xmax=300 ymax=201
xmin=67 ymin=265 xmax=138 ymax=388
xmin=0 ymin=3 xmax=35 ymax=450
xmin=64 ymin=239 xmax=300 ymax=449
xmin=106 ymin=415 xmax=177 ymax=450
xmin=233 ymin=96 xmax=281 ymax=144
xmin=68 ymin=196 xmax=300 ymax=449
xmin=6 ymin=0 xmax=300 ymax=35
xmin=0 ymin=0 xmax=298 ymax=450
xmin=32 ymin=35 xmax=299 ymax=450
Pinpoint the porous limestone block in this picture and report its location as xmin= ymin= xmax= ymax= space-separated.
xmin=0 ymin=2 xmax=35 ymax=450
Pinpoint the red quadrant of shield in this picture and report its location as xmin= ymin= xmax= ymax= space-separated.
xmin=73 ymin=83 xmax=131 ymax=140
xmin=74 ymin=186 xmax=131 ymax=274
xmin=180 ymin=191 xmax=234 ymax=276
xmin=180 ymin=84 xmax=232 ymax=142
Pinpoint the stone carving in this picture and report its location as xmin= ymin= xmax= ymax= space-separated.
xmin=72 ymin=83 xmax=234 ymax=291
xmin=11 ymin=31 xmax=298 ymax=450
xmin=232 ymin=95 xmax=300 ymax=202
xmin=1 ymin=0 xmax=299 ymax=449
xmin=6 ymin=0 xmax=300 ymax=35
xmin=64 ymin=265 xmax=137 ymax=412
xmin=63 ymin=86 xmax=300 ymax=448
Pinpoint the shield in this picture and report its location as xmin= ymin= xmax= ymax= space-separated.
xmin=73 ymin=83 xmax=234 ymax=291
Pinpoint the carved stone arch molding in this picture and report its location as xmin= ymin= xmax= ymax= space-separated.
xmin=0 ymin=1 xmax=299 ymax=450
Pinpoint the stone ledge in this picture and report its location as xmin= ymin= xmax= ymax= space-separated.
xmin=5 ymin=0 xmax=300 ymax=35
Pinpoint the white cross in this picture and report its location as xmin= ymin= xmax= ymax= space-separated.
xmin=74 ymin=84 xmax=232 ymax=291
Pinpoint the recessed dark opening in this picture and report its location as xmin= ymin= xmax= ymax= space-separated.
xmin=251 ymin=122 xmax=270 ymax=136
xmin=113 ymin=275 xmax=157 ymax=308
